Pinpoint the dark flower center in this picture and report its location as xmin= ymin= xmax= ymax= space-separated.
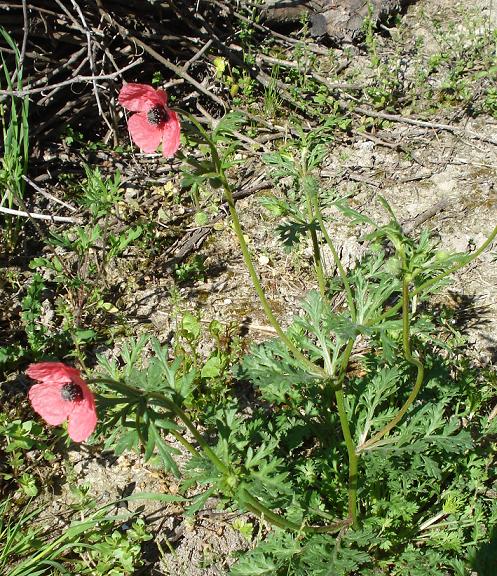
xmin=61 ymin=383 xmax=83 ymax=402
xmin=147 ymin=105 xmax=169 ymax=126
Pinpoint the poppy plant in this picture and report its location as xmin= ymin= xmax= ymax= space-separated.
xmin=118 ymin=83 xmax=181 ymax=158
xmin=26 ymin=362 xmax=97 ymax=442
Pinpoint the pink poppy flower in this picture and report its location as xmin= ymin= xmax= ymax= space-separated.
xmin=26 ymin=362 xmax=97 ymax=442
xmin=118 ymin=83 xmax=181 ymax=157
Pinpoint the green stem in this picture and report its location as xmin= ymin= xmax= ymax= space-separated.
xmin=306 ymin=178 xmax=358 ymax=524
xmin=240 ymin=488 xmax=352 ymax=533
xmin=309 ymin=222 xmax=327 ymax=297
xmin=240 ymin=489 xmax=303 ymax=530
xmin=182 ymin=110 xmax=326 ymax=378
xmin=312 ymin=193 xmax=356 ymax=322
xmin=165 ymin=421 xmax=299 ymax=530
xmin=303 ymin=177 xmax=326 ymax=297
xmin=94 ymin=377 xmax=229 ymax=474
xmin=333 ymin=339 xmax=359 ymax=527
xmin=220 ymin=173 xmax=327 ymax=377
xmin=371 ymin=222 xmax=497 ymax=326
xmin=169 ymin=427 xmax=346 ymax=532
xmin=357 ymin=278 xmax=424 ymax=453
xmin=170 ymin=428 xmax=199 ymax=458
xmin=167 ymin=420 xmax=301 ymax=530
xmin=171 ymin=424 xmax=311 ymax=531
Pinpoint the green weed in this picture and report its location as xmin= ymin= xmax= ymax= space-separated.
xmin=0 ymin=413 xmax=54 ymax=499
xmin=1 ymin=496 xmax=153 ymax=576
xmin=25 ymin=166 xmax=144 ymax=360
xmin=0 ymin=28 xmax=29 ymax=251
xmin=174 ymin=254 xmax=206 ymax=284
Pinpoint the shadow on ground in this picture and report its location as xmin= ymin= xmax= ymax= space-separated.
xmin=470 ymin=526 xmax=497 ymax=575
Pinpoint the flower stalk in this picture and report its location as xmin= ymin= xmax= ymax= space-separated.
xmin=312 ymin=191 xmax=357 ymax=323
xmin=221 ymin=178 xmax=326 ymax=376
xmin=181 ymin=111 xmax=327 ymax=378
xmin=302 ymin=175 xmax=327 ymax=298
xmin=333 ymin=339 xmax=359 ymax=526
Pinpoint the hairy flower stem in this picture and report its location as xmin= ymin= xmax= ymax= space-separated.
xmin=307 ymin=179 xmax=358 ymax=523
xmin=221 ymin=182 xmax=326 ymax=377
xmin=166 ymin=429 xmax=298 ymax=529
xmin=312 ymin=193 xmax=357 ymax=322
xmin=139 ymin=416 xmax=290 ymax=528
xmin=93 ymin=377 xmax=228 ymax=473
xmin=169 ymin=413 xmax=350 ymax=532
xmin=357 ymin=278 xmax=425 ymax=453
xmin=167 ymin=399 xmax=352 ymax=533
xmin=303 ymin=176 xmax=326 ymax=298
xmin=333 ymin=339 xmax=359 ymax=527
xmin=167 ymin=429 xmax=299 ymax=529
xmin=309 ymin=218 xmax=327 ymax=297
xmin=217 ymin=180 xmax=331 ymax=381
xmin=181 ymin=110 xmax=327 ymax=377
xmin=149 ymin=390 xmax=230 ymax=474
xmin=169 ymin=428 xmax=198 ymax=457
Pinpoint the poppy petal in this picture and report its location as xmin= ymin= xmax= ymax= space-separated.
xmin=67 ymin=401 xmax=97 ymax=442
xmin=79 ymin=379 xmax=97 ymax=413
xmin=118 ymin=83 xmax=167 ymax=112
xmin=127 ymin=113 xmax=163 ymax=153
xmin=160 ymin=110 xmax=181 ymax=158
xmin=28 ymin=383 xmax=69 ymax=426
xmin=65 ymin=378 xmax=97 ymax=441
xmin=26 ymin=362 xmax=80 ymax=384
